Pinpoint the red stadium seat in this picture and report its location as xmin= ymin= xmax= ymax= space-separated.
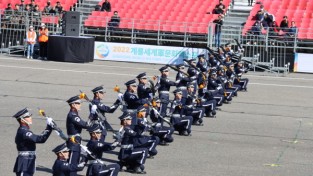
xmin=242 ymin=0 xmax=313 ymax=39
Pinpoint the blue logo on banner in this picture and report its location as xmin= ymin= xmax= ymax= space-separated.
xmin=95 ymin=44 xmax=109 ymax=58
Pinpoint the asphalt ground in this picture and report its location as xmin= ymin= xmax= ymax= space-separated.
xmin=0 ymin=56 xmax=313 ymax=176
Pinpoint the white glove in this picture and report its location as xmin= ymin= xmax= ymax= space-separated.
xmin=111 ymin=141 xmax=119 ymax=147
xmin=91 ymin=105 xmax=97 ymax=114
xmin=46 ymin=117 xmax=55 ymax=128
xmin=156 ymin=123 xmax=161 ymax=127
xmin=80 ymin=145 xmax=88 ymax=153
xmin=77 ymin=162 xmax=86 ymax=168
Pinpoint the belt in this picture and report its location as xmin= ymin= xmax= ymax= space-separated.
xmin=18 ymin=151 xmax=36 ymax=156
xmin=88 ymin=160 xmax=100 ymax=164
xmin=172 ymin=114 xmax=181 ymax=118
xmin=126 ymin=109 xmax=136 ymax=113
xmin=121 ymin=144 xmax=133 ymax=149
xmin=159 ymin=91 xmax=169 ymax=94
xmin=178 ymin=86 xmax=187 ymax=90
xmin=68 ymin=134 xmax=81 ymax=138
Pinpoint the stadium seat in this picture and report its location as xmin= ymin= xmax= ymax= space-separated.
xmin=243 ymin=0 xmax=313 ymax=39
xmin=79 ymin=0 xmax=233 ymax=34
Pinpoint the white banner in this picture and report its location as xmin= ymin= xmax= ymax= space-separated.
xmin=294 ymin=53 xmax=313 ymax=73
xmin=94 ymin=42 xmax=207 ymax=64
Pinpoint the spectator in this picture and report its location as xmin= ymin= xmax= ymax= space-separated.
xmin=15 ymin=4 xmax=22 ymax=12
xmin=38 ymin=23 xmax=49 ymax=60
xmin=108 ymin=11 xmax=121 ymax=30
xmin=251 ymin=20 xmax=263 ymax=35
xmin=26 ymin=26 xmax=37 ymax=59
xmin=262 ymin=13 xmax=274 ymax=28
xmin=24 ymin=4 xmax=31 ymax=13
xmin=254 ymin=10 xmax=264 ymax=21
xmin=215 ymin=0 xmax=225 ymax=10
xmin=29 ymin=0 xmax=36 ymax=11
xmin=44 ymin=1 xmax=52 ymax=14
xmin=32 ymin=5 xmax=40 ymax=15
xmin=259 ymin=4 xmax=266 ymax=13
xmin=4 ymin=3 xmax=13 ymax=19
xmin=55 ymin=1 xmax=63 ymax=14
xmin=286 ymin=21 xmax=297 ymax=37
xmin=49 ymin=6 xmax=57 ymax=15
xmin=213 ymin=15 xmax=223 ymax=47
xmin=248 ymin=0 xmax=253 ymax=6
xmin=101 ymin=0 xmax=111 ymax=12
xmin=19 ymin=0 xmax=26 ymax=11
xmin=269 ymin=21 xmax=279 ymax=36
xmin=95 ymin=5 xmax=101 ymax=11
xmin=279 ymin=16 xmax=289 ymax=32
xmin=14 ymin=4 xmax=23 ymax=17
xmin=31 ymin=5 xmax=41 ymax=25
xmin=24 ymin=4 xmax=31 ymax=15
xmin=5 ymin=3 xmax=13 ymax=12
xmin=214 ymin=0 xmax=225 ymax=14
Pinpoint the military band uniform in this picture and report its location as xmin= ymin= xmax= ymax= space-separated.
xmin=198 ymin=86 xmax=217 ymax=117
xmin=13 ymin=108 xmax=53 ymax=176
xmin=207 ymin=72 xmax=225 ymax=106
xmin=132 ymin=118 xmax=159 ymax=157
xmin=216 ymin=73 xmax=234 ymax=102
xmin=91 ymin=86 xmax=119 ymax=142
xmin=124 ymin=79 xmax=148 ymax=112
xmin=175 ymin=64 xmax=195 ymax=104
xmin=158 ymin=66 xmax=178 ymax=116
xmin=234 ymin=63 xmax=249 ymax=91
xmin=136 ymin=72 xmax=153 ymax=100
xmin=185 ymin=90 xmax=205 ymax=125
xmin=86 ymin=125 xmax=120 ymax=176
xmin=149 ymin=102 xmax=174 ymax=145
xmin=169 ymin=89 xmax=193 ymax=136
xmin=66 ymin=96 xmax=90 ymax=176
xmin=52 ymin=143 xmax=85 ymax=176
xmin=118 ymin=114 xmax=148 ymax=174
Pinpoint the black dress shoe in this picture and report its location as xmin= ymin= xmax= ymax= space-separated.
xmin=134 ymin=167 xmax=147 ymax=174
xmin=159 ymin=141 xmax=169 ymax=146
xmin=147 ymin=154 xmax=154 ymax=159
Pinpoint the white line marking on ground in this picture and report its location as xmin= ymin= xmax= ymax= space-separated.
xmin=0 ymin=63 xmax=313 ymax=86
xmin=0 ymin=57 xmax=156 ymax=70
xmin=0 ymin=64 xmax=137 ymax=77
xmin=245 ymin=74 xmax=313 ymax=81
xmin=1 ymin=57 xmax=313 ymax=80
xmin=250 ymin=83 xmax=313 ymax=89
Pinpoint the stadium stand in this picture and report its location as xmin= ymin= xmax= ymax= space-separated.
xmin=84 ymin=0 xmax=232 ymax=34
xmin=0 ymin=0 xmax=75 ymax=11
xmin=243 ymin=0 xmax=313 ymax=39
xmin=0 ymin=0 xmax=75 ymax=25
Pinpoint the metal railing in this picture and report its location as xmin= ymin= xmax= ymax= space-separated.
xmin=242 ymin=34 xmax=289 ymax=75
xmin=0 ymin=10 xmax=61 ymax=54
xmin=1 ymin=10 xmax=311 ymax=74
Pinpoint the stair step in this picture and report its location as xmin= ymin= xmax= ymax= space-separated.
xmin=234 ymin=1 xmax=254 ymax=6
xmin=83 ymin=0 xmax=101 ymax=2
xmin=224 ymin=19 xmax=247 ymax=23
xmin=81 ymin=4 xmax=97 ymax=7
xmin=230 ymin=9 xmax=251 ymax=14
xmin=77 ymin=7 xmax=94 ymax=11
xmin=225 ymin=16 xmax=247 ymax=20
xmin=224 ymin=20 xmax=246 ymax=24
xmin=232 ymin=7 xmax=253 ymax=12
xmin=228 ymin=12 xmax=249 ymax=17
